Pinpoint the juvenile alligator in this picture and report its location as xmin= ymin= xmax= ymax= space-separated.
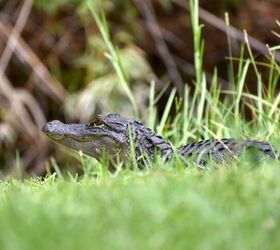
xmin=42 ymin=113 xmax=277 ymax=168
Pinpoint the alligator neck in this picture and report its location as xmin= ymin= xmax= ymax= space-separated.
xmin=130 ymin=120 xmax=174 ymax=163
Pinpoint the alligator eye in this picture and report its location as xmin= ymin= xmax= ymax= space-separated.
xmin=89 ymin=118 xmax=104 ymax=127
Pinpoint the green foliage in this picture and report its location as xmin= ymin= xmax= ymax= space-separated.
xmin=87 ymin=0 xmax=139 ymax=116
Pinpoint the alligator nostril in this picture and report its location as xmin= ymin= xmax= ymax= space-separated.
xmin=42 ymin=120 xmax=63 ymax=134
xmin=42 ymin=124 xmax=49 ymax=134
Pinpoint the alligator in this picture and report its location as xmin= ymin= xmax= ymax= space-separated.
xmin=42 ymin=113 xmax=277 ymax=169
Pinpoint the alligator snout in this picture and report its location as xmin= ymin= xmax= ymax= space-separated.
xmin=42 ymin=120 xmax=66 ymax=140
xmin=42 ymin=120 xmax=91 ymax=141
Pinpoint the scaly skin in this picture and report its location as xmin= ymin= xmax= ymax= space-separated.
xmin=42 ymin=113 xmax=277 ymax=168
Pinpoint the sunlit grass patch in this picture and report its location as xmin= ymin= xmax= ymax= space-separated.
xmin=0 ymin=164 xmax=280 ymax=250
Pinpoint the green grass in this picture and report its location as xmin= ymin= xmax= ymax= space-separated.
xmin=1 ymin=0 xmax=280 ymax=249
xmin=0 ymin=164 xmax=280 ymax=250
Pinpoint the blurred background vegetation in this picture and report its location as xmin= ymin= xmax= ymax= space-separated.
xmin=0 ymin=0 xmax=279 ymax=176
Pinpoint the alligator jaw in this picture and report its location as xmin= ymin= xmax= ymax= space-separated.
xmin=42 ymin=120 xmax=111 ymax=141
xmin=42 ymin=120 xmax=127 ymax=161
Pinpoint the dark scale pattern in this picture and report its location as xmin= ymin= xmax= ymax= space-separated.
xmin=131 ymin=120 xmax=174 ymax=162
xmin=178 ymin=138 xmax=277 ymax=165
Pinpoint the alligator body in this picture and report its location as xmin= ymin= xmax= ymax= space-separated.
xmin=42 ymin=113 xmax=277 ymax=168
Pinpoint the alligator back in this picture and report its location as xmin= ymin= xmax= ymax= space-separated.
xmin=178 ymin=139 xmax=277 ymax=166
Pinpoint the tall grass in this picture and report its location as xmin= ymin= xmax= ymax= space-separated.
xmin=87 ymin=0 xmax=280 ymax=149
xmin=82 ymin=0 xmax=280 ymax=173
xmin=85 ymin=0 xmax=280 ymax=175
xmin=87 ymin=1 xmax=139 ymax=116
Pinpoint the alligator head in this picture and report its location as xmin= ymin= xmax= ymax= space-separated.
xmin=42 ymin=113 xmax=174 ymax=167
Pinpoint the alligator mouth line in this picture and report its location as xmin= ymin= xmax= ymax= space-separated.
xmin=46 ymin=134 xmax=100 ymax=142
xmin=45 ymin=131 xmax=114 ymax=143
xmin=42 ymin=122 xmax=110 ymax=142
